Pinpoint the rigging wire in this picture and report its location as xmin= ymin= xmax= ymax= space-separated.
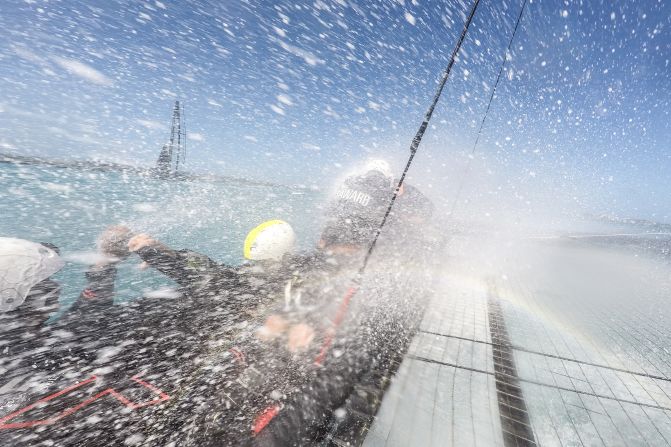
xmin=358 ymin=0 xmax=483 ymax=275
xmin=448 ymin=0 xmax=529 ymax=218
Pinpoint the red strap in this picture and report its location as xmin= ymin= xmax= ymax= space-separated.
xmin=0 ymin=375 xmax=169 ymax=430
xmin=229 ymin=347 xmax=246 ymax=364
xmin=252 ymin=404 xmax=281 ymax=435
xmin=313 ymin=286 xmax=358 ymax=366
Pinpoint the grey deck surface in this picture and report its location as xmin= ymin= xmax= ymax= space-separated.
xmin=363 ymin=275 xmax=505 ymax=447
xmin=363 ymin=240 xmax=671 ymax=447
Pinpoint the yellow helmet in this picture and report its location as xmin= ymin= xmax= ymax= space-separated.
xmin=243 ymin=220 xmax=296 ymax=261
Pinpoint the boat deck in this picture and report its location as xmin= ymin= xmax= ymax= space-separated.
xmin=363 ymin=240 xmax=671 ymax=446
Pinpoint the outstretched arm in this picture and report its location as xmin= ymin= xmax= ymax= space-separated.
xmin=129 ymin=234 xmax=223 ymax=288
xmin=71 ymin=225 xmax=133 ymax=312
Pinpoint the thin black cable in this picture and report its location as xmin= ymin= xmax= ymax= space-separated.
xmin=359 ymin=0 xmax=483 ymax=275
xmin=419 ymin=330 xmax=671 ymax=382
xmin=449 ymin=0 xmax=528 ymax=217
xmin=408 ymin=354 xmax=671 ymax=413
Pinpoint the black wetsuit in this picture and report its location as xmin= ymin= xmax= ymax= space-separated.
xmin=0 ymin=243 xmax=360 ymax=446
xmin=321 ymin=172 xmax=394 ymax=246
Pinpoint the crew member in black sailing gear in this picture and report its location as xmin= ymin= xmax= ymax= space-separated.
xmin=320 ymin=159 xmax=395 ymax=250
xmin=70 ymin=220 xmax=299 ymax=315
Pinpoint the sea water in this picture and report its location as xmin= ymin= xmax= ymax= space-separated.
xmin=0 ymin=162 xmax=323 ymax=310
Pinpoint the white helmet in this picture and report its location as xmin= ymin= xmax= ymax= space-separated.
xmin=244 ymin=220 xmax=296 ymax=261
xmin=364 ymin=158 xmax=392 ymax=178
xmin=0 ymin=238 xmax=64 ymax=312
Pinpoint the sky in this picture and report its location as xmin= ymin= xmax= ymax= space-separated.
xmin=0 ymin=0 xmax=669 ymax=222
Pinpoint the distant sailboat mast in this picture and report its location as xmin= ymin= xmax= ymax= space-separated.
xmin=155 ymin=100 xmax=185 ymax=178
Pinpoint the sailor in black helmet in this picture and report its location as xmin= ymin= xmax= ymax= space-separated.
xmin=320 ymin=158 xmax=395 ymax=251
